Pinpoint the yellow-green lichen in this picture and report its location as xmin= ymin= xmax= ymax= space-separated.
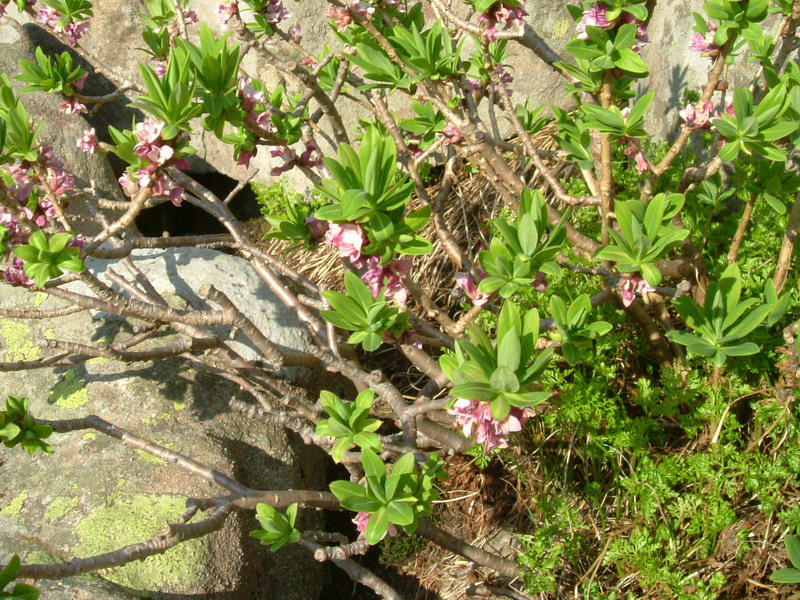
xmin=32 ymin=292 xmax=48 ymax=308
xmin=49 ymin=369 xmax=89 ymax=409
xmin=172 ymin=401 xmax=186 ymax=411
xmin=0 ymin=321 xmax=41 ymax=362
xmin=23 ymin=550 xmax=57 ymax=565
xmin=135 ymin=441 xmax=177 ymax=465
xmin=82 ymin=432 xmax=97 ymax=441
xmin=0 ymin=491 xmax=29 ymax=516
xmin=44 ymin=496 xmax=80 ymax=522
xmin=74 ymin=494 xmax=209 ymax=592
xmin=552 ymin=19 xmax=572 ymax=40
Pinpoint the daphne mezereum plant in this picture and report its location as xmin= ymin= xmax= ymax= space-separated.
xmin=0 ymin=0 xmax=798 ymax=597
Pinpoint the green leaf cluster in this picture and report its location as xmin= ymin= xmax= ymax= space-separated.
xmin=12 ymin=230 xmax=85 ymax=288
xmin=700 ymin=0 xmax=768 ymax=47
xmin=581 ymin=92 xmax=654 ymax=139
xmin=316 ymin=389 xmax=382 ymax=462
xmin=0 ymin=74 xmax=43 ymax=164
xmin=399 ymin=100 xmax=445 ymax=151
xmin=478 ymin=188 xmax=566 ymax=298
xmin=564 ymin=22 xmax=649 ymax=77
xmin=316 ymin=127 xmax=430 ymax=262
xmin=713 ymin=85 xmax=797 ymax=162
xmin=321 ymin=272 xmax=410 ymax=351
xmin=389 ymin=22 xmax=464 ymax=81
xmin=595 ymin=193 xmax=690 ymax=286
xmin=329 ymin=450 xmax=446 ymax=544
xmin=250 ymin=503 xmax=301 ymax=551
xmin=440 ymin=300 xmax=553 ymax=420
xmin=666 ymin=264 xmax=785 ymax=367
xmin=17 ymin=48 xmax=87 ymax=96
xmin=42 ymin=0 xmax=93 ymax=26
xmin=0 ymin=396 xmax=53 ymax=456
xmin=0 ymin=555 xmax=39 ymax=600
xmin=548 ymin=294 xmax=612 ymax=365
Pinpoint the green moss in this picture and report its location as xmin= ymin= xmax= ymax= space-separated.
xmin=0 ymin=320 xmax=41 ymax=362
xmin=74 ymin=494 xmax=209 ymax=592
xmin=0 ymin=491 xmax=29 ymax=516
xmin=49 ymin=369 xmax=89 ymax=409
xmin=44 ymin=496 xmax=80 ymax=522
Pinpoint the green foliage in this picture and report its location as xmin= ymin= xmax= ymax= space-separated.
xmin=389 ymin=22 xmax=464 ymax=80
xmin=399 ymin=100 xmax=445 ymax=151
xmin=329 ymin=450 xmax=446 ymax=544
xmin=250 ymin=503 xmax=301 ymax=551
xmin=771 ymin=534 xmax=800 ymax=584
xmin=321 ymin=272 xmax=410 ymax=351
xmin=0 ymin=396 xmax=54 ymax=456
xmin=17 ymin=47 xmax=87 ymax=96
xmin=12 ymin=230 xmax=85 ymax=288
xmin=595 ymin=193 xmax=690 ymax=285
xmin=42 ymin=0 xmax=93 ymax=25
xmin=440 ymin=300 xmax=553 ymax=420
xmin=316 ymin=389 xmax=382 ymax=462
xmin=564 ymin=21 xmax=649 ymax=77
xmin=0 ymin=74 xmax=42 ymax=163
xmin=666 ymin=264 xmax=780 ymax=367
xmin=547 ymin=294 xmax=612 ymax=365
xmin=478 ymin=188 xmax=566 ymax=298
xmin=580 ymin=92 xmax=654 ymax=139
xmin=0 ymin=555 xmax=40 ymax=600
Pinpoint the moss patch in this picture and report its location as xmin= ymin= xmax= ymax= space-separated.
xmin=0 ymin=321 xmax=41 ymax=362
xmin=74 ymin=494 xmax=209 ymax=592
xmin=48 ymin=369 xmax=89 ymax=409
xmin=0 ymin=491 xmax=29 ymax=516
xmin=552 ymin=18 xmax=572 ymax=40
xmin=44 ymin=496 xmax=80 ymax=522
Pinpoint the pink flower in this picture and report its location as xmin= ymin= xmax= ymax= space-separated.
xmin=619 ymin=274 xmax=655 ymax=307
xmin=441 ymin=122 xmax=462 ymax=146
xmin=64 ymin=20 xmax=89 ymax=46
xmin=152 ymin=174 xmax=184 ymax=206
xmin=352 ymin=512 xmax=398 ymax=540
xmin=455 ymin=271 xmax=490 ymax=306
xmin=362 ymin=256 xmax=412 ymax=302
xmin=0 ymin=3 xmax=7 ymax=18
xmin=216 ymin=2 xmax=238 ymax=29
xmin=299 ymin=139 xmax=323 ymax=168
xmin=264 ymin=0 xmax=290 ymax=24
xmin=73 ymin=72 xmax=88 ymax=93
xmin=289 ymin=24 xmax=302 ymax=43
xmin=269 ymin=146 xmax=298 ymax=176
xmin=324 ymin=222 xmax=367 ymax=266
xmin=236 ymin=148 xmax=257 ymax=168
xmin=679 ymin=101 xmax=714 ymax=128
xmin=448 ymin=399 xmax=535 ymax=451
xmin=305 ymin=215 xmax=329 ymax=240
xmin=183 ymin=9 xmax=198 ymax=23
xmin=135 ymin=117 xmax=165 ymax=145
xmin=239 ymin=77 xmax=266 ymax=112
xmin=36 ymin=6 xmax=59 ymax=28
xmin=76 ymin=128 xmax=99 ymax=154
xmin=118 ymin=171 xmax=138 ymax=197
xmin=690 ymin=20 xmax=718 ymax=53
xmin=577 ymin=2 xmax=613 ymax=40
xmin=327 ymin=5 xmax=352 ymax=30
xmin=58 ymin=97 xmax=87 ymax=115
xmin=4 ymin=257 xmax=34 ymax=287
xmin=152 ymin=59 xmax=168 ymax=77
xmin=533 ymin=271 xmax=548 ymax=292
xmin=633 ymin=151 xmax=648 ymax=174
xmin=7 ymin=163 xmax=33 ymax=202
xmin=49 ymin=170 xmax=75 ymax=196
xmin=477 ymin=2 xmax=527 ymax=41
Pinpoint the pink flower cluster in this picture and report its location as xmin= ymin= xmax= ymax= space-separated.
xmin=455 ymin=271 xmax=490 ymax=307
xmin=678 ymin=101 xmax=714 ymax=128
xmin=118 ymin=118 xmax=189 ymax=206
xmin=57 ymin=72 xmax=89 ymax=116
xmin=577 ymin=3 xmax=649 ymax=53
xmin=262 ymin=0 xmax=290 ymax=24
xmin=216 ymin=2 xmax=238 ymax=29
xmin=76 ymin=128 xmax=99 ymax=154
xmin=352 ymin=511 xmax=398 ymax=540
xmin=465 ymin=65 xmax=514 ymax=108
xmin=690 ymin=20 xmax=718 ymax=54
xmin=36 ymin=6 xmax=89 ymax=46
xmin=268 ymin=141 xmax=323 ymax=175
xmin=477 ymin=1 xmax=528 ymax=41
xmin=166 ymin=8 xmax=198 ymax=37
xmin=448 ymin=399 xmax=535 ymax=451
xmin=323 ymin=222 xmax=411 ymax=302
xmin=328 ymin=0 xmax=375 ymax=31
xmin=619 ymin=274 xmax=655 ymax=307
xmin=441 ymin=122 xmax=462 ymax=146
xmin=0 ymin=144 xmax=77 ymax=286
xmin=624 ymin=147 xmax=649 ymax=173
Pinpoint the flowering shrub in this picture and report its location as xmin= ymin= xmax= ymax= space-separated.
xmin=0 ymin=0 xmax=799 ymax=597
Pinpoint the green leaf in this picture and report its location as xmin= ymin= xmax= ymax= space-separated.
xmin=361 ymin=448 xmax=386 ymax=479
xmin=365 ymin=508 xmax=389 ymax=545
xmin=0 ymin=555 xmax=20 ymax=590
xmin=329 ymin=480 xmax=367 ymax=501
xmin=386 ymin=500 xmax=414 ymax=526
xmin=786 ymin=535 xmax=800 ymax=569
xmin=770 ymin=568 xmax=800 ymax=583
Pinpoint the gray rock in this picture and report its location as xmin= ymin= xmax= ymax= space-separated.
xmin=0 ymin=248 xmax=326 ymax=599
xmin=0 ymin=19 xmax=127 ymax=236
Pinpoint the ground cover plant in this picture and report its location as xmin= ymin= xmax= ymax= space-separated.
xmin=0 ymin=0 xmax=799 ymax=598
